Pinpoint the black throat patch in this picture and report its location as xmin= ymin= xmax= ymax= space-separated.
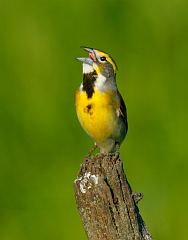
xmin=83 ymin=70 xmax=97 ymax=98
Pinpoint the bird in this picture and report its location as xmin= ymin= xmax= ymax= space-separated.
xmin=75 ymin=46 xmax=128 ymax=154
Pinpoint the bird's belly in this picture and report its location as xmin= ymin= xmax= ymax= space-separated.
xmin=75 ymin=90 xmax=117 ymax=143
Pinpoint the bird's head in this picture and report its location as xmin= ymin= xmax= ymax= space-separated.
xmin=77 ymin=46 xmax=117 ymax=78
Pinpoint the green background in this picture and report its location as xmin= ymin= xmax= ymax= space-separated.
xmin=0 ymin=0 xmax=187 ymax=239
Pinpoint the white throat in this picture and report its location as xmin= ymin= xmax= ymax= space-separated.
xmin=83 ymin=63 xmax=93 ymax=74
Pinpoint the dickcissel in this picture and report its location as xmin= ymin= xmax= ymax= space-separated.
xmin=75 ymin=47 xmax=128 ymax=153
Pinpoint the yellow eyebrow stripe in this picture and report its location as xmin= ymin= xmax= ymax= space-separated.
xmin=106 ymin=57 xmax=117 ymax=72
xmin=97 ymin=51 xmax=108 ymax=57
xmin=96 ymin=50 xmax=117 ymax=72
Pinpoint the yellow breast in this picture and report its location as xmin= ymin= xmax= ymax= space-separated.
xmin=75 ymin=88 xmax=118 ymax=143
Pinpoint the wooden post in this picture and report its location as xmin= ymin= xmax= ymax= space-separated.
xmin=74 ymin=153 xmax=152 ymax=240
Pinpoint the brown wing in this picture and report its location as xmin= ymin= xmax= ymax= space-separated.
xmin=117 ymin=91 xmax=128 ymax=134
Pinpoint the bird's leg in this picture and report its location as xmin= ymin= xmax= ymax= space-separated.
xmin=88 ymin=142 xmax=98 ymax=157
xmin=114 ymin=142 xmax=120 ymax=158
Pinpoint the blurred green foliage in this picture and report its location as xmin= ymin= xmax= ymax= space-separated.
xmin=0 ymin=0 xmax=187 ymax=239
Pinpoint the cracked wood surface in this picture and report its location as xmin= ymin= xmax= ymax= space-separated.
xmin=74 ymin=153 xmax=152 ymax=240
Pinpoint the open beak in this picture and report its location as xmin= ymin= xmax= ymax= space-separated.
xmin=80 ymin=46 xmax=97 ymax=62
xmin=76 ymin=46 xmax=97 ymax=65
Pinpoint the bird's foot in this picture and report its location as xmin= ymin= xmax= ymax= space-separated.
xmin=87 ymin=143 xmax=98 ymax=158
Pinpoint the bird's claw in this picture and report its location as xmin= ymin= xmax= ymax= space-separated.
xmin=87 ymin=143 xmax=97 ymax=157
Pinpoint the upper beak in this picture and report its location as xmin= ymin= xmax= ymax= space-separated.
xmin=76 ymin=57 xmax=93 ymax=65
xmin=80 ymin=46 xmax=97 ymax=62
xmin=81 ymin=46 xmax=94 ymax=53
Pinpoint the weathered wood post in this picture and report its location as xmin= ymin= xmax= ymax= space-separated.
xmin=74 ymin=153 xmax=152 ymax=240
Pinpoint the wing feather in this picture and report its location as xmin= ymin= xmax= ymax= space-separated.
xmin=117 ymin=91 xmax=128 ymax=133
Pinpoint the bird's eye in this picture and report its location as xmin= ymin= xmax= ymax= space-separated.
xmin=100 ymin=56 xmax=106 ymax=61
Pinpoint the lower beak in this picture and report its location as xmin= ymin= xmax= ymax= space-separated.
xmin=76 ymin=57 xmax=93 ymax=65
